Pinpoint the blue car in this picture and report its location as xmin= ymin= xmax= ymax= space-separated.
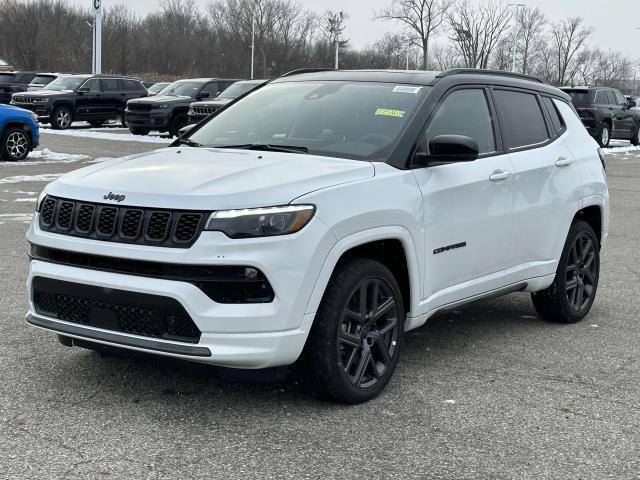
xmin=0 ymin=103 xmax=39 ymax=161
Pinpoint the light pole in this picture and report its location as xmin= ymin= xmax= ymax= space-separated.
xmin=508 ymin=3 xmax=524 ymax=72
xmin=250 ymin=13 xmax=255 ymax=79
xmin=334 ymin=11 xmax=343 ymax=70
xmin=90 ymin=0 xmax=102 ymax=74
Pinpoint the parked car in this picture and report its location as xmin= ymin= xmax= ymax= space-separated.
xmin=28 ymin=73 xmax=59 ymax=91
xmin=0 ymin=71 xmax=36 ymax=104
xmin=146 ymin=82 xmax=170 ymax=96
xmin=0 ymin=103 xmax=39 ymax=161
xmin=10 ymin=74 xmax=147 ymax=129
xmin=188 ymin=79 xmax=267 ymax=124
xmin=26 ymin=69 xmax=608 ymax=403
xmin=125 ymin=77 xmax=240 ymax=136
xmin=560 ymin=86 xmax=640 ymax=147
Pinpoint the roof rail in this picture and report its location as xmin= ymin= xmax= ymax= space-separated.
xmin=436 ymin=68 xmax=544 ymax=84
xmin=280 ymin=68 xmax=333 ymax=77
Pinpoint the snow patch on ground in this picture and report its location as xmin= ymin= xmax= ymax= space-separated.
xmin=0 ymin=213 xmax=33 ymax=224
xmin=14 ymin=148 xmax=90 ymax=165
xmin=603 ymin=140 xmax=640 ymax=154
xmin=0 ymin=173 xmax=63 ymax=184
xmin=41 ymin=127 xmax=172 ymax=144
xmin=15 ymin=197 xmax=37 ymax=203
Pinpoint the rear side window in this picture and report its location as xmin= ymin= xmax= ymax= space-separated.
xmin=31 ymin=75 xmax=56 ymax=85
xmin=594 ymin=90 xmax=608 ymax=104
xmin=563 ymin=90 xmax=593 ymax=105
xmin=493 ymin=90 xmax=549 ymax=149
xmin=424 ymin=89 xmax=496 ymax=154
xmin=121 ymin=79 xmax=142 ymax=91
xmin=541 ymin=97 xmax=565 ymax=135
xmin=101 ymin=79 xmax=120 ymax=91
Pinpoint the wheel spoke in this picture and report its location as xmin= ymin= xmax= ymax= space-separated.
xmin=370 ymin=280 xmax=379 ymax=314
xmin=565 ymin=279 xmax=578 ymax=291
xmin=583 ymin=251 xmax=595 ymax=270
xmin=581 ymin=240 xmax=593 ymax=262
xmin=358 ymin=283 xmax=368 ymax=318
xmin=338 ymin=329 xmax=361 ymax=349
xmin=583 ymin=269 xmax=595 ymax=284
xmin=371 ymin=333 xmax=391 ymax=365
xmin=344 ymin=308 xmax=362 ymax=323
xmin=353 ymin=349 xmax=371 ymax=387
xmin=371 ymin=297 xmax=395 ymax=323
xmin=576 ymin=284 xmax=584 ymax=308
xmin=378 ymin=317 xmax=398 ymax=338
xmin=343 ymin=347 xmax=358 ymax=374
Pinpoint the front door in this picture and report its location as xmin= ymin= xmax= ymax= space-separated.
xmin=411 ymin=87 xmax=514 ymax=310
xmin=612 ymin=89 xmax=635 ymax=138
xmin=76 ymin=78 xmax=103 ymax=119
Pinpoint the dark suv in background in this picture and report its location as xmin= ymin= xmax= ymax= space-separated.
xmin=125 ymin=77 xmax=239 ymax=136
xmin=11 ymin=74 xmax=147 ymax=129
xmin=561 ymin=86 xmax=640 ymax=147
xmin=188 ymin=79 xmax=266 ymax=124
xmin=0 ymin=71 xmax=36 ymax=104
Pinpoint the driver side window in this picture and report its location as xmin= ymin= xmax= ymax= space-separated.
xmin=82 ymin=79 xmax=101 ymax=93
xmin=424 ymin=89 xmax=496 ymax=154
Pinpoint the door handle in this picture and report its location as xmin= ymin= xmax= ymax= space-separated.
xmin=555 ymin=157 xmax=574 ymax=167
xmin=489 ymin=170 xmax=511 ymax=182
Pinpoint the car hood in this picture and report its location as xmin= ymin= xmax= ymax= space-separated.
xmin=0 ymin=103 xmax=31 ymax=115
xmin=13 ymin=89 xmax=68 ymax=98
xmin=128 ymin=95 xmax=193 ymax=106
xmin=191 ymin=98 xmax=231 ymax=108
xmin=46 ymin=147 xmax=375 ymax=210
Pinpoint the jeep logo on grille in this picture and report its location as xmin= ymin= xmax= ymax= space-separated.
xmin=103 ymin=192 xmax=126 ymax=203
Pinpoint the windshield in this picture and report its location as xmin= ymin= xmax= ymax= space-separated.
xmin=157 ymin=81 xmax=203 ymax=98
xmin=563 ymin=90 xmax=593 ymax=104
xmin=30 ymin=75 xmax=56 ymax=85
xmin=189 ymin=81 xmax=428 ymax=160
xmin=0 ymin=73 xmax=15 ymax=82
xmin=148 ymin=83 xmax=168 ymax=94
xmin=219 ymin=82 xmax=261 ymax=100
xmin=46 ymin=76 xmax=88 ymax=91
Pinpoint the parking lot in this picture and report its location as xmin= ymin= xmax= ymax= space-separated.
xmin=1 ymin=128 xmax=639 ymax=479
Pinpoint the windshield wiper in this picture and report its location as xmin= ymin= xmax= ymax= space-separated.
xmin=175 ymin=137 xmax=203 ymax=147
xmin=214 ymin=143 xmax=309 ymax=154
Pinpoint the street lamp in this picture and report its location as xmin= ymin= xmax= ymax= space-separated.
xmin=250 ymin=13 xmax=255 ymax=79
xmin=508 ymin=3 xmax=525 ymax=73
xmin=335 ymin=11 xmax=343 ymax=70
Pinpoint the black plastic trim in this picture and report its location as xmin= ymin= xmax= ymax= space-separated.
xmin=27 ymin=314 xmax=212 ymax=357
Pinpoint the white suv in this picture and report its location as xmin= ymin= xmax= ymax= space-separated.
xmin=26 ymin=69 xmax=609 ymax=403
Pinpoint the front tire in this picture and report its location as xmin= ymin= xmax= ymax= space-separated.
xmin=51 ymin=106 xmax=73 ymax=130
xmin=169 ymin=113 xmax=188 ymax=137
xmin=596 ymin=122 xmax=610 ymax=148
xmin=1 ymin=126 xmax=31 ymax=161
xmin=129 ymin=127 xmax=150 ymax=136
xmin=531 ymin=220 xmax=600 ymax=323
xmin=306 ymin=258 xmax=404 ymax=404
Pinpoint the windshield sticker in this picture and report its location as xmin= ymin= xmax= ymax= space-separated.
xmin=375 ymin=108 xmax=405 ymax=118
xmin=393 ymin=86 xmax=422 ymax=94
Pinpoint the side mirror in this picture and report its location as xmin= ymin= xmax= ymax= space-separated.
xmin=413 ymin=135 xmax=479 ymax=166
xmin=196 ymin=92 xmax=210 ymax=100
xmin=628 ymin=100 xmax=637 ymax=108
xmin=77 ymin=86 xmax=89 ymax=93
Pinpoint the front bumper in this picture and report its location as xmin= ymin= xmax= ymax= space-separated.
xmin=26 ymin=213 xmax=336 ymax=368
xmin=10 ymin=101 xmax=51 ymax=121
xmin=188 ymin=112 xmax=207 ymax=124
xmin=124 ymin=110 xmax=170 ymax=130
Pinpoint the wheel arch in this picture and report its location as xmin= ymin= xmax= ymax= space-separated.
xmin=51 ymin=101 xmax=75 ymax=118
xmin=304 ymin=227 xmax=421 ymax=323
xmin=574 ymin=203 xmax=603 ymax=247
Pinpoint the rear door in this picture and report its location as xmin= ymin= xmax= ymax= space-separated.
xmin=494 ymin=89 xmax=582 ymax=283
xmin=100 ymin=78 xmax=122 ymax=118
xmin=411 ymin=87 xmax=515 ymax=307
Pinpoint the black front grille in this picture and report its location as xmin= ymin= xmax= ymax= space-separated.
xmin=127 ymin=103 xmax=152 ymax=112
xmin=38 ymin=196 xmax=208 ymax=248
xmin=32 ymin=277 xmax=201 ymax=343
xmin=30 ymin=245 xmax=275 ymax=304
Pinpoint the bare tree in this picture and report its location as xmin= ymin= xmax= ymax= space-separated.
xmin=550 ymin=16 xmax=593 ymax=86
xmin=516 ymin=6 xmax=546 ymax=74
xmin=447 ymin=0 xmax=512 ymax=69
xmin=431 ymin=41 xmax=462 ymax=70
xmin=377 ymin=0 xmax=453 ymax=69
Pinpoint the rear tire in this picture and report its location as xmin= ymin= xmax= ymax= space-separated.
xmin=531 ymin=220 xmax=600 ymax=323
xmin=51 ymin=106 xmax=73 ymax=130
xmin=595 ymin=122 xmax=610 ymax=147
xmin=305 ymin=258 xmax=404 ymax=404
xmin=129 ymin=127 xmax=150 ymax=136
xmin=1 ymin=126 xmax=31 ymax=161
xmin=631 ymin=124 xmax=640 ymax=146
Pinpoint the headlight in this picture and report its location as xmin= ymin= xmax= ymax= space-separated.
xmin=204 ymin=205 xmax=315 ymax=238
xmin=156 ymin=103 xmax=170 ymax=109
xmin=33 ymin=98 xmax=50 ymax=104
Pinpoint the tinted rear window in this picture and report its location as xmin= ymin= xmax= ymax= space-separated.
xmin=0 ymin=73 xmax=15 ymax=82
xmin=30 ymin=75 xmax=56 ymax=85
xmin=122 ymin=79 xmax=142 ymax=91
xmin=494 ymin=90 xmax=549 ymax=149
xmin=563 ymin=90 xmax=593 ymax=104
xmin=541 ymin=97 xmax=565 ymax=135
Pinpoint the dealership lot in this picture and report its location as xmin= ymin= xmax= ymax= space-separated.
xmin=1 ymin=130 xmax=640 ymax=479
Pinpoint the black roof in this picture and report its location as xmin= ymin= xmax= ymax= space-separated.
xmin=275 ymin=68 xmax=568 ymax=99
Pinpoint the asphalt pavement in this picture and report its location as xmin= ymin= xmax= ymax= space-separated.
xmin=1 ymin=128 xmax=639 ymax=479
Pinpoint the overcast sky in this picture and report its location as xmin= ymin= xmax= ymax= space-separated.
xmin=75 ymin=0 xmax=639 ymax=58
